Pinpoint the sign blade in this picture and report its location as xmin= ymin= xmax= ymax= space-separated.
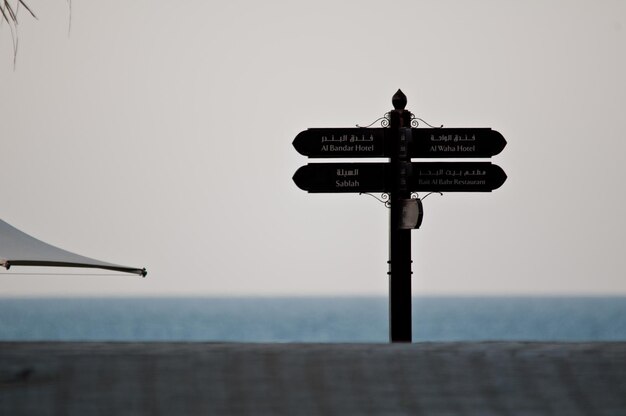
xmin=293 ymin=128 xmax=387 ymax=158
xmin=411 ymin=128 xmax=506 ymax=158
xmin=410 ymin=162 xmax=507 ymax=192
xmin=292 ymin=163 xmax=388 ymax=193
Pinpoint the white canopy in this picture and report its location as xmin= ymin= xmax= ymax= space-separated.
xmin=0 ymin=218 xmax=146 ymax=276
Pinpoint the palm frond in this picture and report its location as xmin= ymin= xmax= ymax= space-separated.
xmin=3 ymin=1 xmax=18 ymax=24
xmin=1 ymin=1 xmax=37 ymax=26
xmin=2 ymin=1 xmax=38 ymax=65
xmin=0 ymin=4 xmax=12 ymax=25
xmin=18 ymin=0 xmax=37 ymax=19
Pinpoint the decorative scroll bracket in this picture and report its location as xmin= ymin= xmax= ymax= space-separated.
xmin=356 ymin=113 xmax=390 ymax=128
xmin=410 ymin=114 xmax=443 ymax=129
xmin=360 ymin=192 xmax=391 ymax=208
xmin=357 ymin=112 xmax=442 ymax=129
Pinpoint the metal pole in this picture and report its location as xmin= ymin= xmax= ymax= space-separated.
xmin=388 ymin=89 xmax=413 ymax=343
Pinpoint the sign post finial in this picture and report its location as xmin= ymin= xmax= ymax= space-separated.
xmin=392 ymin=89 xmax=407 ymax=110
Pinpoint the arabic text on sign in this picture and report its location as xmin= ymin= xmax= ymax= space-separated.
xmin=430 ymin=134 xmax=477 ymax=143
xmin=321 ymin=134 xmax=375 ymax=144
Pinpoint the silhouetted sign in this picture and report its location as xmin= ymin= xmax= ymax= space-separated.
xmin=293 ymin=129 xmax=387 ymax=158
xmin=293 ymin=128 xmax=506 ymax=158
xmin=293 ymin=163 xmax=387 ymax=193
xmin=412 ymin=128 xmax=506 ymax=158
xmin=293 ymin=162 xmax=507 ymax=193
xmin=410 ymin=162 xmax=507 ymax=192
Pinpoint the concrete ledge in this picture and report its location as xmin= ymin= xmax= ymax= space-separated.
xmin=1 ymin=342 xmax=626 ymax=415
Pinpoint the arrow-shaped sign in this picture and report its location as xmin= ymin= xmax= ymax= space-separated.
xmin=410 ymin=162 xmax=507 ymax=192
xmin=293 ymin=163 xmax=387 ymax=193
xmin=293 ymin=128 xmax=387 ymax=158
xmin=412 ymin=128 xmax=506 ymax=158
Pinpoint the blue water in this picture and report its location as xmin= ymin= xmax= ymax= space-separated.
xmin=1 ymin=297 xmax=625 ymax=342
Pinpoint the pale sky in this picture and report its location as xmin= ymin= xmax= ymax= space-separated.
xmin=1 ymin=0 xmax=625 ymax=296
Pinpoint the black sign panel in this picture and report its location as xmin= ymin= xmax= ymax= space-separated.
xmin=293 ymin=128 xmax=387 ymax=158
xmin=412 ymin=128 xmax=506 ymax=158
xmin=293 ymin=162 xmax=506 ymax=193
xmin=293 ymin=128 xmax=506 ymax=158
xmin=409 ymin=162 xmax=507 ymax=192
xmin=293 ymin=163 xmax=388 ymax=193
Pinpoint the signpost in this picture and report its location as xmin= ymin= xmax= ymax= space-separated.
xmin=292 ymin=90 xmax=507 ymax=342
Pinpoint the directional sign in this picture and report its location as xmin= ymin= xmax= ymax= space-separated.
xmin=293 ymin=128 xmax=506 ymax=158
xmin=410 ymin=162 xmax=507 ymax=192
xmin=412 ymin=128 xmax=506 ymax=158
xmin=293 ymin=163 xmax=388 ymax=193
xmin=292 ymin=162 xmax=506 ymax=193
xmin=293 ymin=128 xmax=387 ymax=158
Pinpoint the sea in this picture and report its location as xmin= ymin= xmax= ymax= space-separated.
xmin=1 ymin=297 xmax=625 ymax=343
